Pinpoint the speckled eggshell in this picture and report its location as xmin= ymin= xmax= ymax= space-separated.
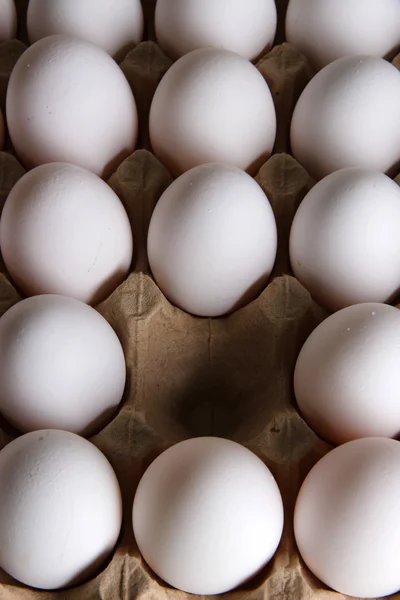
xmin=290 ymin=55 xmax=400 ymax=180
xmin=0 ymin=294 xmax=126 ymax=436
xmin=149 ymin=47 xmax=276 ymax=177
xmin=133 ymin=437 xmax=284 ymax=595
xmin=0 ymin=162 xmax=133 ymax=304
xmin=147 ymin=163 xmax=277 ymax=317
xmin=27 ymin=0 xmax=144 ymax=59
xmin=155 ymin=0 xmax=277 ymax=61
xmin=286 ymin=0 xmax=400 ymax=70
xmin=0 ymin=429 xmax=122 ymax=590
xmin=6 ymin=34 xmax=138 ymax=178
xmin=294 ymin=303 xmax=400 ymax=445
xmin=289 ymin=168 xmax=400 ymax=311
xmin=294 ymin=438 xmax=400 ymax=598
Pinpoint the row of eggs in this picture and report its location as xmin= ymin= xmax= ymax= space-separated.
xmin=0 ymin=6 xmax=399 ymax=319
xmin=3 ymin=290 xmax=400 ymax=452
xmin=1 ymin=428 xmax=400 ymax=599
xmin=2 ymin=0 xmax=400 ymax=67
xmin=0 ymin=0 xmax=400 ymax=180
xmin=2 ymin=160 xmax=400 ymax=318
xmin=0 ymin=1 xmax=400 ymax=599
xmin=1 ymin=32 xmax=399 ymax=182
xmin=2 ymin=288 xmax=400 ymax=466
xmin=2 ymin=169 xmax=400 ymax=598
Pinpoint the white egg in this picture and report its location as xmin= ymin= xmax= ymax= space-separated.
xmin=132 ymin=437 xmax=284 ymax=595
xmin=294 ymin=437 xmax=400 ymax=598
xmin=0 ymin=162 xmax=133 ymax=304
xmin=294 ymin=303 xmax=400 ymax=445
xmin=147 ymin=163 xmax=277 ymax=317
xmin=0 ymin=295 xmax=126 ymax=436
xmin=286 ymin=0 xmax=400 ymax=70
xmin=6 ymin=34 xmax=138 ymax=178
xmin=290 ymin=56 xmax=400 ymax=180
xmin=155 ymin=0 xmax=277 ymax=61
xmin=0 ymin=0 xmax=17 ymax=41
xmin=289 ymin=168 xmax=400 ymax=311
xmin=149 ymin=47 xmax=276 ymax=177
xmin=27 ymin=0 xmax=144 ymax=60
xmin=0 ymin=429 xmax=122 ymax=590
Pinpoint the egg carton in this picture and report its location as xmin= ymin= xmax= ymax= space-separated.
xmin=0 ymin=1 xmax=399 ymax=600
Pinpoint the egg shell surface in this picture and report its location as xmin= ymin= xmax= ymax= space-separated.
xmin=290 ymin=55 xmax=400 ymax=180
xmin=294 ymin=437 xmax=400 ymax=598
xmin=0 ymin=162 xmax=133 ymax=304
xmin=147 ymin=163 xmax=277 ymax=317
xmin=289 ymin=167 xmax=400 ymax=311
xmin=27 ymin=0 xmax=144 ymax=59
xmin=132 ymin=436 xmax=284 ymax=595
xmin=155 ymin=0 xmax=277 ymax=61
xmin=0 ymin=429 xmax=122 ymax=590
xmin=286 ymin=0 xmax=400 ymax=70
xmin=6 ymin=34 xmax=138 ymax=178
xmin=0 ymin=294 xmax=126 ymax=436
xmin=0 ymin=0 xmax=17 ymax=41
xmin=294 ymin=302 xmax=400 ymax=445
xmin=149 ymin=47 xmax=276 ymax=177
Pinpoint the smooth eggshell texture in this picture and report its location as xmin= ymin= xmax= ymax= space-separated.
xmin=147 ymin=163 xmax=277 ymax=317
xmin=0 ymin=0 xmax=17 ymax=41
xmin=155 ymin=0 xmax=277 ymax=61
xmin=0 ymin=295 xmax=126 ymax=436
xmin=149 ymin=47 xmax=276 ymax=177
xmin=294 ymin=303 xmax=400 ymax=445
xmin=27 ymin=0 xmax=144 ymax=59
xmin=0 ymin=430 xmax=122 ymax=590
xmin=289 ymin=168 xmax=400 ymax=311
xmin=132 ymin=437 xmax=284 ymax=595
xmin=6 ymin=34 xmax=138 ymax=178
xmin=286 ymin=0 xmax=400 ymax=70
xmin=294 ymin=437 xmax=400 ymax=598
xmin=290 ymin=56 xmax=400 ymax=180
xmin=0 ymin=162 xmax=133 ymax=304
